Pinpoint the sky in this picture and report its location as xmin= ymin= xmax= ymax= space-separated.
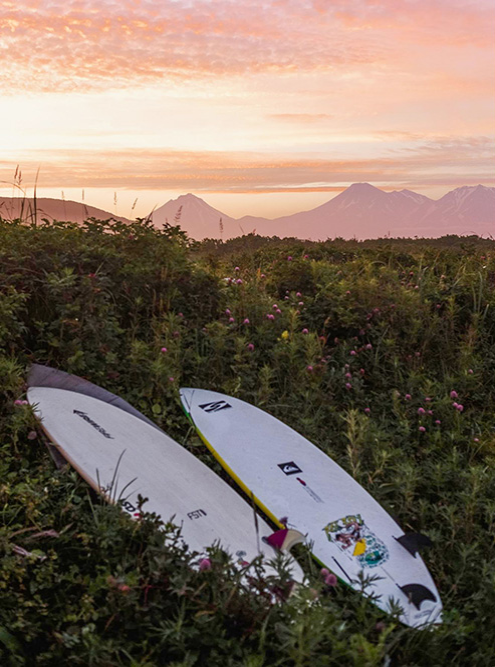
xmin=1 ymin=0 xmax=494 ymax=220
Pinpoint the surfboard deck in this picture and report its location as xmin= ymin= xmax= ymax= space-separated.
xmin=27 ymin=383 xmax=304 ymax=582
xmin=180 ymin=387 xmax=443 ymax=628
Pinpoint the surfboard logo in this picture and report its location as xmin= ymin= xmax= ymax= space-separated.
xmin=187 ymin=508 xmax=207 ymax=520
xmin=278 ymin=461 xmax=303 ymax=476
xmin=323 ymin=514 xmax=389 ymax=569
xmin=73 ymin=409 xmax=114 ymax=439
xmin=199 ymin=401 xmax=232 ymax=413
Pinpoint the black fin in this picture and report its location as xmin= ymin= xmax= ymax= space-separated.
xmin=400 ymin=583 xmax=437 ymax=609
xmin=395 ymin=532 xmax=433 ymax=557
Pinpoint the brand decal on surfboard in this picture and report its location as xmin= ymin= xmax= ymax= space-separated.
xmin=187 ymin=509 xmax=207 ymax=519
xmin=296 ymin=477 xmax=323 ymax=503
xmin=73 ymin=409 xmax=114 ymax=439
xmin=278 ymin=461 xmax=302 ymax=475
xmin=323 ymin=514 xmax=389 ymax=568
xmin=199 ymin=401 xmax=232 ymax=413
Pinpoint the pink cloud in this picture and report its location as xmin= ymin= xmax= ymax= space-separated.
xmin=2 ymin=135 xmax=493 ymax=192
xmin=0 ymin=1 xmax=388 ymax=92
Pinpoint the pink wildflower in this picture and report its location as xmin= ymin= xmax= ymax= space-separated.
xmin=266 ymin=313 xmax=275 ymax=320
xmin=324 ymin=573 xmax=338 ymax=587
xmin=364 ymin=407 xmax=371 ymax=414
xmin=345 ymin=383 xmax=352 ymax=390
xmin=360 ymin=368 xmax=365 ymax=376
xmin=320 ymin=568 xmax=330 ymax=578
xmin=161 ymin=347 xmax=168 ymax=353
xmin=243 ymin=318 xmax=250 ymax=324
xmin=450 ymin=390 xmax=458 ymax=399
xmin=229 ymin=317 xmax=235 ymax=323
xmin=225 ymin=308 xmax=231 ymax=315
xmin=296 ymin=292 xmax=302 ymax=298
xmin=272 ymin=304 xmax=278 ymax=310
xmin=234 ymin=266 xmax=240 ymax=272
xmin=168 ymin=377 xmax=174 ymax=383
xmin=302 ymin=328 xmax=309 ymax=335
xmin=27 ymin=431 xmax=37 ymax=440
xmin=307 ymin=365 xmax=314 ymax=372
xmin=236 ymin=278 xmax=243 ymax=285
xmin=350 ymin=350 xmax=357 ymax=356
xmin=468 ymin=369 xmax=474 ymax=374
xmin=287 ymin=256 xmax=292 ymax=261
xmin=417 ymin=407 xmax=425 ymax=415
xmin=275 ymin=308 xmax=282 ymax=314
xmin=247 ymin=343 xmax=255 ymax=351
xmin=419 ymin=426 xmax=426 ymax=433
xmin=365 ymin=343 xmax=372 ymax=350
xmin=435 ymin=419 xmax=441 ymax=425
xmin=405 ymin=394 xmax=412 ymax=401
xmin=456 ymin=404 xmax=464 ymax=412
xmin=298 ymin=301 xmax=304 ymax=306
xmin=199 ymin=558 xmax=212 ymax=571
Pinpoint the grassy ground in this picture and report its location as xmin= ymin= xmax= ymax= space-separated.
xmin=1 ymin=217 xmax=494 ymax=665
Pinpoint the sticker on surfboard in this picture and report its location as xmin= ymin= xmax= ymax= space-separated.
xmin=323 ymin=514 xmax=389 ymax=569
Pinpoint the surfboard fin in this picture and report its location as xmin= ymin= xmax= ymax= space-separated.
xmin=263 ymin=528 xmax=305 ymax=552
xmin=395 ymin=532 xmax=433 ymax=557
xmin=399 ymin=583 xmax=437 ymax=610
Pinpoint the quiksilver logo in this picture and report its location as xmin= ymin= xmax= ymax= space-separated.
xmin=73 ymin=410 xmax=114 ymax=439
xmin=278 ymin=461 xmax=302 ymax=476
xmin=199 ymin=401 xmax=232 ymax=413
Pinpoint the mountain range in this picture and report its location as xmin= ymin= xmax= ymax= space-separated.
xmin=1 ymin=184 xmax=493 ymax=240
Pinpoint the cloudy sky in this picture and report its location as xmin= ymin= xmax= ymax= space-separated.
xmin=1 ymin=0 xmax=494 ymax=219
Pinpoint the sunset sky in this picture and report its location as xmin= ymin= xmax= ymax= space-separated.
xmin=1 ymin=0 xmax=494 ymax=219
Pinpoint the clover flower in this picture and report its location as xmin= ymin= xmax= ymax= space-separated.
xmin=199 ymin=558 xmax=212 ymax=571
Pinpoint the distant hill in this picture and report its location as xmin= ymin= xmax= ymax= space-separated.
xmin=0 ymin=197 xmax=131 ymax=225
xmin=2 ymin=185 xmax=493 ymax=240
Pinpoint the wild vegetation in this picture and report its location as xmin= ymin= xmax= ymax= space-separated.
xmin=1 ymin=215 xmax=494 ymax=666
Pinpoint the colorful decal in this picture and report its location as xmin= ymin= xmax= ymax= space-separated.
xmin=323 ymin=514 xmax=389 ymax=568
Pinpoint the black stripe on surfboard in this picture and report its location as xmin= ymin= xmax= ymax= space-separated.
xmin=332 ymin=557 xmax=352 ymax=583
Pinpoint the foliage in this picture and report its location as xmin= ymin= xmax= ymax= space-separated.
xmin=1 ymin=217 xmax=495 ymax=665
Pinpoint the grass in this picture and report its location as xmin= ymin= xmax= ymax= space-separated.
xmin=0 ymin=215 xmax=494 ymax=665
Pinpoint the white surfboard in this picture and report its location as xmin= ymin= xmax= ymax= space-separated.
xmin=27 ymin=376 xmax=304 ymax=581
xmin=180 ymin=388 xmax=443 ymax=628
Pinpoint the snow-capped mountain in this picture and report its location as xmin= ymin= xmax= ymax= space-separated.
xmin=149 ymin=184 xmax=493 ymax=240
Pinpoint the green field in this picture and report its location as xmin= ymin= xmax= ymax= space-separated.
xmin=1 ymin=217 xmax=495 ymax=666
